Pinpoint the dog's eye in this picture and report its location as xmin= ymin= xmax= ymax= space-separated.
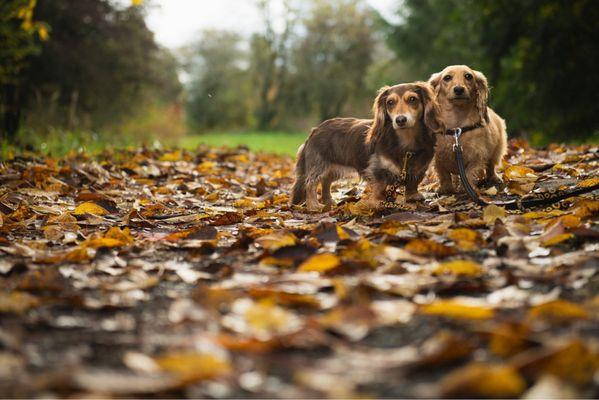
xmin=443 ymin=75 xmax=452 ymax=82
xmin=407 ymin=96 xmax=417 ymax=103
xmin=386 ymin=99 xmax=395 ymax=106
xmin=464 ymin=73 xmax=473 ymax=80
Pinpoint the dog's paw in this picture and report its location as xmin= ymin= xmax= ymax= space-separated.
xmin=485 ymin=175 xmax=503 ymax=187
xmin=305 ymin=201 xmax=325 ymax=213
xmin=406 ymin=192 xmax=425 ymax=202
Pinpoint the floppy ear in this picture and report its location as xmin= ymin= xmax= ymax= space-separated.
xmin=473 ymin=70 xmax=490 ymax=122
xmin=428 ymin=72 xmax=442 ymax=94
xmin=367 ymin=85 xmax=390 ymax=141
xmin=415 ymin=81 xmax=443 ymax=134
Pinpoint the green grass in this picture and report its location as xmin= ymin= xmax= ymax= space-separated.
xmin=179 ymin=131 xmax=306 ymax=156
xmin=1 ymin=129 xmax=307 ymax=160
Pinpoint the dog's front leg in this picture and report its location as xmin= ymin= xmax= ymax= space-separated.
xmin=463 ymin=165 xmax=484 ymax=193
xmin=436 ymin=161 xmax=455 ymax=195
xmin=484 ymin=163 xmax=503 ymax=187
xmin=405 ymin=175 xmax=425 ymax=202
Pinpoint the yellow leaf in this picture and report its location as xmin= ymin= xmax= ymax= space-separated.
xmin=73 ymin=201 xmax=109 ymax=216
xmin=578 ymin=177 xmax=599 ymax=188
xmin=489 ymin=323 xmax=530 ymax=358
xmin=523 ymin=210 xmax=564 ymax=219
xmin=84 ymin=238 xmax=126 ymax=249
xmin=160 ymin=149 xmax=182 ymax=162
xmin=434 ymin=260 xmax=483 ymax=277
xmin=405 ymin=239 xmax=455 ymax=257
xmin=547 ymin=215 xmax=580 ymax=230
xmin=105 ymin=227 xmax=134 ymax=245
xmin=155 ymin=352 xmax=230 ymax=384
xmin=244 ymin=300 xmax=298 ymax=338
xmin=483 ymin=204 xmax=506 ymax=226
xmin=441 ymin=363 xmax=526 ymax=398
xmin=131 ymin=0 xmax=143 ymax=5
xmin=447 ymin=228 xmax=482 ymax=251
xmin=421 ymin=300 xmax=493 ymax=320
xmin=233 ymin=198 xmax=265 ymax=209
xmin=197 ymin=161 xmax=217 ymax=173
xmin=37 ymin=24 xmax=49 ymax=41
xmin=0 ymin=291 xmax=39 ymax=314
xmin=298 ymin=253 xmax=340 ymax=273
xmin=527 ymin=300 xmax=589 ymax=322
xmin=534 ymin=340 xmax=599 ymax=385
xmin=504 ymin=165 xmax=538 ymax=182
xmin=255 ymin=231 xmax=296 ymax=251
xmin=542 ymin=233 xmax=573 ymax=246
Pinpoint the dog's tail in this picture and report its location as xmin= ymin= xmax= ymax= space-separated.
xmin=290 ymin=142 xmax=307 ymax=205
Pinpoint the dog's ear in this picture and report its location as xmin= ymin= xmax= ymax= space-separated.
xmin=428 ymin=72 xmax=442 ymax=93
xmin=473 ymin=70 xmax=490 ymax=123
xmin=367 ymin=85 xmax=390 ymax=141
xmin=415 ymin=81 xmax=443 ymax=134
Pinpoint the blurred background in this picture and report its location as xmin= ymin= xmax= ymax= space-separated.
xmin=1 ymin=0 xmax=598 ymax=156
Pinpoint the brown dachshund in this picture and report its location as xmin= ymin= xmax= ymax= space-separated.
xmin=429 ymin=65 xmax=507 ymax=194
xmin=290 ymin=82 xmax=442 ymax=211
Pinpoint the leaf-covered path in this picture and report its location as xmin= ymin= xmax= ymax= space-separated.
xmin=1 ymin=142 xmax=598 ymax=398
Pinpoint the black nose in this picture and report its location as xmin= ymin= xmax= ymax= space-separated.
xmin=454 ymin=86 xmax=465 ymax=95
xmin=395 ymin=115 xmax=407 ymax=125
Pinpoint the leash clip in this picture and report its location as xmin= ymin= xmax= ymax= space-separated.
xmin=452 ymin=127 xmax=462 ymax=150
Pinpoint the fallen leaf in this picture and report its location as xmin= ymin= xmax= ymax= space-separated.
xmin=433 ymin=259 xmax=483 ymax=277
xmin=483 ymin=204 xmax=506 ymax=226
xmin=73 ymin=201 xmax=110 ymax=216
xmin=527 ymin=300 xmax=589 ymax=322
xmin=298 ymin=253 xmax=340 ymax=273
xmin=440 ymin=362 xmax=526 ymax=398
xmin=421 ymin=299 xmax=494 ymax=320
xmin=405 ymin=238 xmax=455 ymax=257
xmin=447 ymin=228 xmax=483 ymax=251
xmin=154 ymin=352 xmax=231 ymax=384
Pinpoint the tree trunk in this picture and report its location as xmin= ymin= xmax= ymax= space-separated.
xmin=1 ymin=84 xmax=22 ymax=142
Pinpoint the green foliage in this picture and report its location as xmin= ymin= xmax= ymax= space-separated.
xmin=22 ymin=0 xmax=181 ymax=131
xmin=385 ymin=0 xmax=599 ymax=140
xmin=1 ymin=0 xmax=182 ymax=143
xmin=292 ymin=0 xmax=375 ymax=121
xmin=185 ymin=30 xmax=250 ymax=131
xmin=185 ymin=0 xmax=380 ymax=133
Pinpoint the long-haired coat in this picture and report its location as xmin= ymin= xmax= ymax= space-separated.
xmin=290 ymin=82 xmax=442 ymax=211
xmin=429 ymin=65 xmax=507 ymax=194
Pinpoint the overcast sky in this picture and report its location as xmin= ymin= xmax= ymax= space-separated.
xmin=142 ymin=0 xmax=399 ymax=49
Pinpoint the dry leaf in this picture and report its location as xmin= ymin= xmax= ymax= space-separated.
xmin=298 ymin=253 xmax=340 ymax=273
xmin=421 ymin=299 xmax=494 ymax=320
xmin=440 ymin=363 xmax=526 ymax=398
xmin=433 ymin=260 xmax=483 ymax=277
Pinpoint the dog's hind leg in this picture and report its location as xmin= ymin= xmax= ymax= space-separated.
xmin=305 ymin=180 xmax=322 ymax=212
xmin=320 ymin=175 xmax=335 ymax=207
xmin=290 ymin=144 xmax=308 ymax=205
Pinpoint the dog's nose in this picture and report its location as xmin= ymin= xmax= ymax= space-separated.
xmin=453 ymin=86 xmax=465 ymax=95
xmin=395 ymin=115 xmax=407 ymax=126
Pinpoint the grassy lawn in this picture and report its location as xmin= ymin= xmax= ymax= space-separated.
xmin=179 ymin=131 xmax=307 ymax=156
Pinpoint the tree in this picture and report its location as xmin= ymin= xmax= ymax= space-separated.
xmin=0 ymin=0 xmax=47 ymax=140
xmin=185 ymin=30 xmax=249 ymax=131
xmin=385 ymin=0 xmax=599 ymax=140
xmin=21 ymin=0 xmax=180 ymax=131
xmin=292 ymin=0 xmax=376 ymax=121
xmin=249 ymin=0 xmax=297 ymax=130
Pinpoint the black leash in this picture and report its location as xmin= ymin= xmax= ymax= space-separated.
xmin=449 ymin=128 xmax=599 ymax=210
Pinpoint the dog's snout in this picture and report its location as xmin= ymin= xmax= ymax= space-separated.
xmin=453 ymin=86 xmax=465 ymax=95
xmin=395 ymin=115 xmax=408 ymax=126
